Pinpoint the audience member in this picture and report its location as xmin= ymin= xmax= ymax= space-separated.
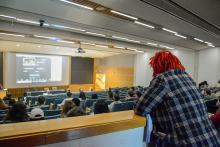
xmin=3 ymin=93 xmax=12 ymax=101
xmin=72 ymin=98 xmax=80 ymax=107
xmin=79 ymin=88 xmax=86 ymax=100
xmin=66 ymin=89 xmax=72 ymax=97
xmin=8 ymin=99 xmax=16 ymax=107
xmin=136 ymin=91 xmax=142 ymax=99
xmin=108 ymin=88 xmax=114 ymax=100
xmin=91 ymin=93 xmax=98 ymax=99
xmin=67 ymin=99 xmax=85 ymax=117
xmin=88 ymin=87 xmax=94 ymax=92
xmin=94 ymin=99 xmax=109 ymax=114
xmin=60 ymin=92 xmax=73 ymax=106
xmin=30 ymin=108 xmax=44 ymax=120
xmin=4 ymin=103 xmax=28 ymax=123
xmin=109 ymin=94 xmax=122 ymax=111
xmin=61 ymin=100 xmax=75 ymax=117
xmin=126 ymin=90 xmax=137 ymax=101
xmin=0 ymin=99 xmax=9 ymax=110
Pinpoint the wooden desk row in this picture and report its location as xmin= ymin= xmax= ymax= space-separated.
xmin=0 ymin=111 xmax=146 ymax=146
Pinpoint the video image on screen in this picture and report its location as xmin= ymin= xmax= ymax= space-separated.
xmin=16 ymin=54 xmax=62 ymax=84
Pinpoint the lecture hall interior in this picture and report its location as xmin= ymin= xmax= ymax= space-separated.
xmin=0 ymin=0 xmax=220 ymax=147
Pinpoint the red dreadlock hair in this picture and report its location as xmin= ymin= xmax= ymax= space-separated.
xmin=149 ymin=50 xmax=185 ymax=77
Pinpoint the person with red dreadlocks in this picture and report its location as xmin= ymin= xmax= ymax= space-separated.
xmin=135 ymin=51 xmax=220 ymax=146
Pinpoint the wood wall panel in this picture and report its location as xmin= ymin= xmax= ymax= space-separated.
xmin=94 ymin=66 xmax=134 ymax=90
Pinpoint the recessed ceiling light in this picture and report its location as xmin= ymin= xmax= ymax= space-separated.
xmin=162 ymin=28 xmax=177 ymax=34
xmin=16 ymin=18 xmax=40 ymax=25
xmin=37 ymin=45 xmax=41 ymax=48
xmin=112 ymin=35 xmax=140 ymax=43
xmin=59 ymin=0 xmax=93 ymax=10
xmin=81 ymin=42 xmax=96 ymax=46
xmin=147 ymin=42 xmax=158 ymax=46
xmin=0 ymin=14 xmax=16 ymax=19
xmin=193 ymin=38 xmax=204 ymax=42
xmin=0 ymin=32 xmax=25 ymax=37
xmin=16 ymin=44 xmax=20 ymax=47
xmin=204 ymin=41 xmax=212 ymax=45
xmin=134 ymin=21 xmax=155 ymax=29
xmin=110 ymin=10 xmax=138 ymax=20
xmin=174 ymin=33 xmax=187 ymax=39
xmin=86 ymin=32 xmax=106 ymax=37
xmin=58 ymin=40 xmax=75 ymax=44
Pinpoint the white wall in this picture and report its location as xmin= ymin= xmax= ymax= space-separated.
xmin=134 ymin=49 xmax=196 ymax=86
xmin=197 ymin=47 xmax=220 ymax=86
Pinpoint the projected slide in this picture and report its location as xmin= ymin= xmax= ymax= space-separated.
xmin=16 ymin=54 xmax=62 ymax=83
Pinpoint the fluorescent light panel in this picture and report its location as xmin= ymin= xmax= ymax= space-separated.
xmin=208 ymin=44 xmax=215 ymax=47
xmin=58 ymin=40 xmax=75 ymax=44
xmin=114 ymin=46 xmax=125 ymax=49
xmin=51 ymin=24 xmax=85 ymax=32
xmin=159 ymin=45 xmax=175 ymax=50
xmin=0 ymin=32 xmax=25 ymax=37
xmin=0 ymin=14 xmax=16 ymax=19
xmin=59 ymin=0 xmax=93 ymax=10
xmin=112 ymin=35 xmax=140 ymax=43
xmin=162 ymin=28 xmax=177 ymax=34
xmin=147 ymin=42 xmax=158 ymax=46
xmin=33 ymin=35 xmax=60 ymax=41
xmin=81 ymin=42 xmax=96 ymax=46
xmin=16 ymin=18 xmax=40 ymax=25
xmin=110 ymin=10 xmax=138 ymax=20
xmin=174 ymin=33 xmax=187 ymax=39
xmin=95 ymin=44 xmax=108 ymax=48
xmin=86 ymin=32 xmax=106 ymax=37
xmin=134 ymin=21 xmax=155 ymax=29
xmin=193 ymin=38 xmax=204 ymax=42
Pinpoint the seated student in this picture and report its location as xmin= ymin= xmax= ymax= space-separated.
xmin=0 ymin=99 xmax=9 ymax=110
xmin=36 ymin=96 xmax=47 ymax=108
xmin=94 ymin=99 xmax=109 ymax=114
xmin=61 ymin=100 xmax=74 ymax=117
xmin=79 ymin=88 xmax=86 ymax=100
xmin=91 ymin=93 xmax=98 ymax=99
xmin=3 ymin=93 xmax=12 ymax=101
xmin=4 ymin=102 xmax=28 ymax=123
xmin=136 ymin=91 xmax=142 ymax=99
xmin=88 ymin=87 xmax=94 ymax=92
xmin=126 ymin=90 xmax=137 ymax=101
xmin=8 ymin=99 xmax=16 ymax=107
xmin=109 ymin=94 xmax=122 ymax=112
xmin=204 ymin=89 xmax=217 ymax=101
xmin=66 ymin=89 xmax=71 ymax=96
xmin=29 ymin=108 xmax=44 ymax=121
xmin=67 ymin=99 xmax=85 ymax=117
xmin=60 ymin=92 xmax=73 ymax=106
xmin=108 ymin=88 xmax=114 ymax=100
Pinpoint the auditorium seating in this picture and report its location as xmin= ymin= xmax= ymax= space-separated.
xmin=112 ymin=101 xmax=135 ymax=112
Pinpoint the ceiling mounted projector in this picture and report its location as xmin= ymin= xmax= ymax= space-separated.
xmin=76 ymin=45 xmax=86 ymax=53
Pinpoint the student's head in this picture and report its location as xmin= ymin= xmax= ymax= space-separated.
xmin=150 ymin=51 xmax=185 ymax=77
xmin=89 ymin=87 xmax=94 ymax=92
xmin=67 ymin=92 xmax=72 ymax=98
xmin=136 ymin=91 xmax=142 ymax=98
xmin=79 ymin=88 xmax=83 ymax=92
xmin=114 ymin=94 xmax=120 ymax=101
xmin=130 ymin=87 xmax=135 ymax=92
xmin=37 ymin=96 xmax=45 ymax=105
xmin=72 ymin=98 xmax=80 ymax=107
xmin=6 ymin=93 xmax=12 ymax=98
xmin=94 ymin=100 xmax=109 ymax=114
xmin=6 ymin=102 xmax=28 ymax=122
xmin=109 ymin=88 xmax=112 ymax=92
xmin=8 ymin=99 xmax=16 ymax=106
xmin=91 ymin=94 xmax=98 ymax=99
xmin=128 ymin=90 xmax=134 ymax=97
xmin=62 ymin=100 xmax=75 ymax=114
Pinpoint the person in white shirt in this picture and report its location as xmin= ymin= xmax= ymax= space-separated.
xmin=109 ymin=93 xmax=122 ymax=112
xmin=60 ymin=92 xmax=73 ymax=107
